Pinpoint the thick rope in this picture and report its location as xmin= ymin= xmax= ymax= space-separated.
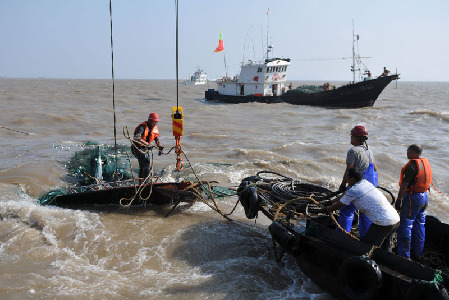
xmin=109 ymin=0 xmax=119 ymax=182
xmin=271 ymin=194 xmax=359 ymax=241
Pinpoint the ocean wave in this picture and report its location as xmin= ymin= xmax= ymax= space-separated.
xmin=410 ymin=109 xmax=449 ymax=122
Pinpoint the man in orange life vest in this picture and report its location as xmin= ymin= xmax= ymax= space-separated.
xmin=132 ymin=113 xmax=163 ymax=182
xmin=396 ymin=144 xmax=432 ymax=260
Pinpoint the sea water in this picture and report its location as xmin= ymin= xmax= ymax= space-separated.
xmin=1 ymin=78 xmax=448 ymax=299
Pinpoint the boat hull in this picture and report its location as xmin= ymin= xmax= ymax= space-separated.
xmin=49 ymin=182 xmax=196 ymax=209
xmin=205 ymin=89 xmax=282 ymax=104
xmin=270 ymin=215 xmax=449 ymax=299
xmin=281 ymin=75 xmax=399 ymax=108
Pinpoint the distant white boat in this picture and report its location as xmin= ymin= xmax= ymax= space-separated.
xmin=183 ymin=68 xmax=208 ymax=85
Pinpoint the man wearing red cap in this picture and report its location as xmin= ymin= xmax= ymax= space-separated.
xmin=132 ymin=113 xmax=163 ymax=182
xmin=337 ymin=125 xmax=378 ymax=240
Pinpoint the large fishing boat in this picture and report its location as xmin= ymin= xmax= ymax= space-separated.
xmin=281 ymin=74 xmax=399 ymax=108
xmin=237 ymin=172 xmax=449 ymax=299
xmin=205 ymin=26 xmax=399 ymax=108
xmin=183 ymin=67 xmax=208 ymax=85
xmin=205 ymin=57 xmax=291 ymax=103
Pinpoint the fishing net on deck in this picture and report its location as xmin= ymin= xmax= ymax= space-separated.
xmin=289 ymin=85 xmax=325 ymax=94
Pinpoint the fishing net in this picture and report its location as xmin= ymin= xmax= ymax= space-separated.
xmin=289 ymin=85 xmax=324 ymax=94
xmin=65 ymin=143 xmax=133 ymax=185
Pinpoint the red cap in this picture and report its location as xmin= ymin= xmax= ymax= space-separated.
xmin=148 ymin=113 xmax=160 ymax=121
xmin=351 ymin=126 xmax=368 ymax=137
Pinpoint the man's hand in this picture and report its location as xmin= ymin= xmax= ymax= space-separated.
xmin=158 ymin=146 xmax=164 ymax=156
xmin=395 ymin=198 xmax=402 ymax=211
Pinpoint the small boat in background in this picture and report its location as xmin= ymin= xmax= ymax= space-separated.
xmin=183 ymin=67 xmax=208 ymax=85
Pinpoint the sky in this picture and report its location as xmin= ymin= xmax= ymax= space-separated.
xmin=1 ymin=0 xmax=448 ymax=82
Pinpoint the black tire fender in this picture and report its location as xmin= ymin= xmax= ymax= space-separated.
xmin=338 ymin=256 xmax=383 ymax=300
xmin=237 ymin=182 xmax=259 ymax=219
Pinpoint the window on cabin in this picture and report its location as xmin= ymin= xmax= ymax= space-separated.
xmin=257 ymin=67 xmax=262 ymax=72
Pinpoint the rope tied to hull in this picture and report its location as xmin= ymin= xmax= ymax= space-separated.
xmin=122 ymin=126 xmax=236 ymax=218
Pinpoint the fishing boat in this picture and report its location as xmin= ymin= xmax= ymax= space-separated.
xmin=237 ymin=172 xmax=449 ymax=299
xmin=205 ymin=57 xmax=291 ymax=104
xmin=281 ymin=74 xmax=399 ymax=108
xmin=205 ymin=25 xmax=399 ymax=107
xmin=183 ymin=67 xmax=208 ymax=85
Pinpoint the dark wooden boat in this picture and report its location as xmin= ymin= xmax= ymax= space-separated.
xmin=280 ymin=74 xmax=399 ymax=108
xmin=269 ymin=216 xmax=449 ymax=299
xmin=40 ymin=181 xmax=200 ymax=210
xmin=237 ymin=172 xmax=449 ymax=299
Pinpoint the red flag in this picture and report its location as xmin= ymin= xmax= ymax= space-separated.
xmin=214 ymin=30 xmax=224 ymax=53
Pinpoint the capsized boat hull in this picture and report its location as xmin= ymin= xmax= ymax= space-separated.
xmin=280 ymin=75 xmax=399 ymax=108
xmin=48 ymin=182 xmax=196 ymax=209
xmin=270 ymin=216 xmax=449 ymax=299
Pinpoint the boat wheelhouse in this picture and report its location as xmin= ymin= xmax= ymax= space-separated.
xmin=205 ymin=58 xmax=291 ymax=103
xmin=183 ymin=67 xmax=208 ymax=85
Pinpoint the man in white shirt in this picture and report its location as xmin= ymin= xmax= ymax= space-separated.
xmin=326 ymin=168 xmax=399 ymax=251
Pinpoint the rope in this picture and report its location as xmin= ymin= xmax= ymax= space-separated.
xmin=109 ymin=0 xmax=119 ymax=182
xmin=432 ymin=269 xmax=444 ymax=285
xmin=123 ymin=125 xmax=235 ymax=218
xmin=270 ymin=194 xmax=359 ymax=241
xmin=0 ymin=125 xmax=34 ymax=136
xmin=363 ymin=245 xmax=379 ymax=259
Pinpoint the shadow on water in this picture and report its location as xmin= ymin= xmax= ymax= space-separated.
xmin=166 ymin=219 xmax=313 ymax=299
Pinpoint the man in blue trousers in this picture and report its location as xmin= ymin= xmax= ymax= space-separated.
xmin=396 ymin=144 xmax=432 ymax=260
xmin=338 ymin=126 xmax=378 ymax=239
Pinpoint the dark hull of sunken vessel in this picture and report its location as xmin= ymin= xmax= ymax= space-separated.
xmin=41 ymin=182 xmax=198 ymax=210
xmin=237 ymin=172 xmax=449 ymax=300
xmin=280 ymin=74 xmax=399 ymax=108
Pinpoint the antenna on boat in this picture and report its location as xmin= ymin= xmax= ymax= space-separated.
xmin=395 ymin=68 xmax=398 ymax=88
xmin=109 ymin=0 xmax=119 ymax=183
xmin=351 ymin=19 xmax=357 ymax=83
xmin=265 ymin=7 xmax=271 ymax=59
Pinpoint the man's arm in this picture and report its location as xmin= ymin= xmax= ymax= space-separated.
xmin=395 ymin=180 xmax=409 ymax=210
xmin=339 ymin=163 xmax=354 ymax=192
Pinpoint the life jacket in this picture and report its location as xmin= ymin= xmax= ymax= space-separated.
xmin=134 ymin=121 xmax=159 ymax=144
xmin=399 ymin=158 xmax=432 ymax=193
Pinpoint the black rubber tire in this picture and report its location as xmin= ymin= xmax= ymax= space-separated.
xmin=338 ymin=256 xmax=383 ymax=300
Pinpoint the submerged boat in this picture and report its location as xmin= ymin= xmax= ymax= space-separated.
xmin=39 ymin=145 xmax=231 ymax=212
xmin=237 ymin=172 xmax=449 ymax=299
xmin=183 ymin=67 xmax=208 ymax=85
xmin=39 ymin=180 xmax=203 ymax=210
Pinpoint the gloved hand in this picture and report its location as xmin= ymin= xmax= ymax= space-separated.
xmin=158 ymin=146 xmax=164 ymax=156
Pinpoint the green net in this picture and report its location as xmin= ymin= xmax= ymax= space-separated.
xmin=290 ymin=85 xmax=325 ymax=94
xmin=65 ymin=144 xmax=133 ymax=185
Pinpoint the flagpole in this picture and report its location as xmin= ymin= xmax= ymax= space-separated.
xmin=223 ymin=53 xmax=228 ymax=78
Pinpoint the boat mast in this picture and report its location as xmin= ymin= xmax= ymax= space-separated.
xmin=265 ymin=8 xmax=272 ymax=59
xmin=352 ymin=20 xmax=356 ymax=83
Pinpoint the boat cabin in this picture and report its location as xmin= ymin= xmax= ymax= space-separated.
xmin=217 ymin=58 xmax=291 ymax=97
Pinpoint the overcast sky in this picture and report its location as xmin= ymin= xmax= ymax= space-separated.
xmin=1 ymin=0 xmax=448 ymax=82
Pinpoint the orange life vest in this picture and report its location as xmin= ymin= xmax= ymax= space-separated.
xmin=399 ymin=158 xmax=432 ymax=193
xmin=134 ymin=121 xmax=159 ymax=144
